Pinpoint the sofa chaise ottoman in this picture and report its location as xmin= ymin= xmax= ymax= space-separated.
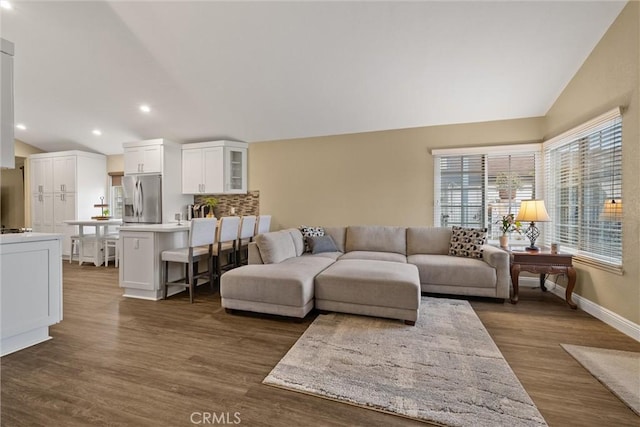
xmin=315 ymin=259 xmax=421 ymax=325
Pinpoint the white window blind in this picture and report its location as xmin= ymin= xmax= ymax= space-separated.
xmin=543 ymin=108 xmax=623 ymax=272
xmin=433 ymin=145 xmax=540 ymax=239
xmin=435 ymin=155 xmax=485 ymax=228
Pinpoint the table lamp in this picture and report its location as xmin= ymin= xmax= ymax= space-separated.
xmin=515 ymin=199 xmax=551 ymax=251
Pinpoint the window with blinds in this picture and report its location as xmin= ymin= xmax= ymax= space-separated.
xmin=543 ymin=109 xmax=623 ymax=272
xmin=435 ymin=155 xmax=485 ymax=228
xmin=433 ymin=145 xmax=540 ymax=240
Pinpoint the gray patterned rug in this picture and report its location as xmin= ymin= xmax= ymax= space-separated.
xmin=263 ymin=297 xmax=546 ymax=426
xmin=561 ymin=344 xmax=640 ymax=415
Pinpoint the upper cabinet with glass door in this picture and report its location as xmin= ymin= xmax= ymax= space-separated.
xmin=181 ymin=140 xmax=248 ymax=194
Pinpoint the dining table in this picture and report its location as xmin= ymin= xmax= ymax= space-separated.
xmin=64 ymin=219 xmax=123 ymax=266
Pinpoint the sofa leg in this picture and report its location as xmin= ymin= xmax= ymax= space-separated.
xmin=404 ymin=320 xmax=416 ymax=326
xmin=225 ymin=308 xmax=235 ymax=315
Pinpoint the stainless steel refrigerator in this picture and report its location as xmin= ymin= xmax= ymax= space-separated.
xmin=123 ymin=174 xmax=162 ymax=224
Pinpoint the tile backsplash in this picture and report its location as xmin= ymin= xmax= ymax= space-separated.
xmin=194 ymin=190 xmax=260 ymax=217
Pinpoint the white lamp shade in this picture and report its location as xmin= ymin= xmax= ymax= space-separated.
xmin=515 ymin=200 xmax=551 ymax=222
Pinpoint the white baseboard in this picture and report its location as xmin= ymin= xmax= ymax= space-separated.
xmin=520 ymin=277 xmax=640 ymax=342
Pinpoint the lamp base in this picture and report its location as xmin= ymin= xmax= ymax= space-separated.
xmin=525 ymin=245 xmax=540 ymax=252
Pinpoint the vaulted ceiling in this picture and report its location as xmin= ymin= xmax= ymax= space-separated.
xmin=1 ymin=1 xmax=627 ymax=155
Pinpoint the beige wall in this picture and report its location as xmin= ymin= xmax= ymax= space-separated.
xmin=107 ymin=154 xmax=124 ymax=173
xmin=1 ymin=157 xmax=24 ymax=228
xmin=14 ymin=139 xmax=43 ymax=227
xmin=249 ymin=117 xmax=544 ymax=230
xmin=544 ymin=1 xmax=639 ymax=324
xmin=15 ymin=139 xmax=44 ymax=157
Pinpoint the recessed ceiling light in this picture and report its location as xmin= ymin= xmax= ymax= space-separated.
xmin=0 ymin=1 xmax=13 ymax=11
xmin=15 ymin=123 xmax=26 ymax=130
xmin=139 ymin=104 xmax=151 ymax=113
xmin=92 ymin=129 xmax=102 ymax=136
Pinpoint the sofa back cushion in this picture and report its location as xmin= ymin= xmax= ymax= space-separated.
xmin=345 ymin=225 xmax=406 ymax=255
xmin=256 ymin=230 xmax=297 ymax=264
xmin=407 ymin=227 xmax=452 ymax=255
xmin=323 ymin=226 xmax=346 ymax=253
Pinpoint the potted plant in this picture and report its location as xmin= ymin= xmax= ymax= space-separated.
xmin=202 ymin=196 xmax=219 ymax=218
xmin=495 ymin=172 xmax=522 ymax=200
xmin=496 ymin=213 xmax=522 ymax=248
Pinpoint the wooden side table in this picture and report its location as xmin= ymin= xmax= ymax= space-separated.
xmin=509 ymin=248 xmax=577 ymax=309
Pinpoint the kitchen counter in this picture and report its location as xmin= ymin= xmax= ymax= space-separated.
xmin=1 ymin=233 xmax=63 ymax=356
xmin=119 ymin=225 xmax=192 ymax=300
xmin=0 ymin=231 xmax=62 ymax=244
xmin=119 ymin=223 xmax=189 ymax=232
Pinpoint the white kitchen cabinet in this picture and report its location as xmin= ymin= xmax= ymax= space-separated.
xmin=224 ymin=146 xmax=247 ymax=193
xmin=29 ymin=151 xmax=106 ymax=258
xmin=123 ymin=143 xmax=162 ymax=174
xmin=31 ymin=155 xmax=76 ymax=194
xmin=53 ymin=156 xmax=76 ymax=193
xmin=0 ymin=233 xmax=63 ymax=356
xmin=30 ymin=157 xmax=54 ymax=194
xmin=181 ymin=145 xmax=224 ymax=194
xmin=120 ymin=231 xmax=156 ymax=292
xmin=119 ymin=225 xmax=190 ymax=300
xmin=31 ymin=193 xmax=54 ymax=233
xmin=181 ymin=140 xmax=247 ymax=194
xmin=1 ymin=39 xmax=14 ymax=169
xmin=53 ymin=192 xmax=76 ymax=255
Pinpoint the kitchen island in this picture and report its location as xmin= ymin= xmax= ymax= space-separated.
xmin=119 ymin=223 xmax=192 ymax=300
xmin=1 ymin=232 xmax=63 ymax=356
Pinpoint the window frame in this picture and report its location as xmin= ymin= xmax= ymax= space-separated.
xmin=432 ymin=143 xmax=542 ymax=244
xmin=542 ymin=107 xmax=623 ymax=274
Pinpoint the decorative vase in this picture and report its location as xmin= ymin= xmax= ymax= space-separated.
xmin=499 ymin=234 xmax=509 ymax=248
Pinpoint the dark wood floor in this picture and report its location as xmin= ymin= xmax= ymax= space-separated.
xmin=1 ymin=263 xmax=638 ymax=427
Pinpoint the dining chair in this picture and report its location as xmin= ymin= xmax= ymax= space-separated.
xmin=236 ymin=215 xmax=257 ymax=266
xmin=103 ymin=235 xmax=120 ymax=267
xmin=161 ymin=218 xmax=217 ymax=303
xmin=70 ymin=233 xmax=96 ymax=265
xmin=213 ymin=216 xmax=241 ymax=285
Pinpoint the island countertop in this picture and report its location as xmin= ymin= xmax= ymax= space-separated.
xmin=119 ymin=223 xmax=189 ymax=232
xmin=0 ymin=232 xmax=62 ymax=245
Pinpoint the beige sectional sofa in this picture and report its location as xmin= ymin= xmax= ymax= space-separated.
xmin=220 ymin=225 xmax=510 ymax=325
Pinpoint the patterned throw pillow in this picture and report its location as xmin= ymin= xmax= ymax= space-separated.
xmin=449 ymin=226 xmax=487 ymax=259
xmin=299 ymin=225 xmax=325 ymax=252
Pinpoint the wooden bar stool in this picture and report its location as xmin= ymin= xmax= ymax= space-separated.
xmin=236 ymin=215 xmax=257 ymax=266
xmin=161 ymin=218 xmax=217 ymax=303
xmin=213 ymin=216 xmax=241 ymax=286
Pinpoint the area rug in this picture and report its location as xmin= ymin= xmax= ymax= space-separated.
xmin=263 ymin=297 xmax=547 ymax=426
xmin=561 ymin=344 xmax=640 ymax=415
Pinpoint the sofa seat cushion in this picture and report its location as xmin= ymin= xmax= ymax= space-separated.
xmin=301 ymin=251 xmax=343 ymax=261
xmin=339 ymin=251 xmax=407 ymax=263
xmin=315 ymin=260 xmax=420 ymax=310
xmin=407 ymin=254 xmax=496 ymax=288
xmin=221 ymin=257 xmax=334 ymax=307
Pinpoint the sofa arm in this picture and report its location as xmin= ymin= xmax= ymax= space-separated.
xmin=482 ymin=245 xmax=510 ymax=299
xmin=248 ymin=242 xmax=264 ymax=265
